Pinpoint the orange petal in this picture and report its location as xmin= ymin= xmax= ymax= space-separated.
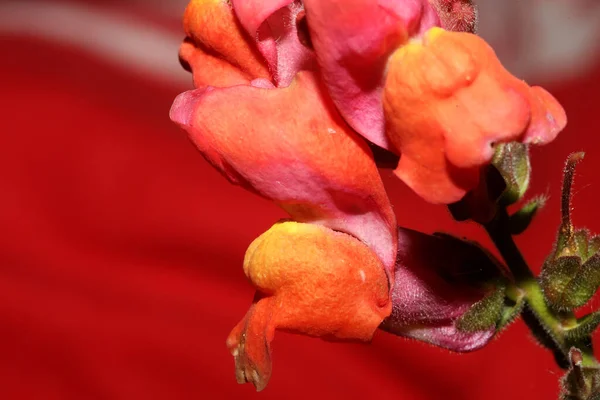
xmin=182 ymin=0 xmax=271 ymax=86
xmin=227 ymin=221 xmax=391 ymax=390
xmin=170 ymin=71 xmax=397 ymax=269
xmin=383 ymin=27 xmax=566 ymax=204
xmin=179 ymin=38 xmax=251 ymax=87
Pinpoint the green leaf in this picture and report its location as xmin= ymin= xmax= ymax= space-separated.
xmin=509 ymin=196 xmax=546 ymax=235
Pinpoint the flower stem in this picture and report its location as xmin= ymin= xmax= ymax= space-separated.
xmin=485 ymin=208 xmax=599 ymax=368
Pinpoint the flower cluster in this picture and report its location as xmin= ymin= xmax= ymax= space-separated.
xmin=170 ymin=0 xmax=567 ymax=391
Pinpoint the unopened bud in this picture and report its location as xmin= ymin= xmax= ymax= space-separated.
xmin=561 ymin=347 xmax=600 ymax=400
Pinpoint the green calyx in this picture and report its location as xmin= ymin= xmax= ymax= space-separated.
xmin=540 ymin=153 xmax=600 ymax=311
xmin=492 ymin=142 xmax=531 ymax=205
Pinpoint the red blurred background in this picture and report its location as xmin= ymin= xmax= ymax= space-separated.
xmin=1 ymin=1 xmax=600 ymax=398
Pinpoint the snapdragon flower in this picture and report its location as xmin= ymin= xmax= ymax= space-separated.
xmin=170 ymin=0 xmax=566 ymax=390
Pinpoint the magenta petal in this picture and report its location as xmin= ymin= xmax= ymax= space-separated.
xmin=380 ymin=228 xmax=501 ymax=352
xmin=302 ymin=0 xmax=439 ymax=149
xmin=232 ymin=0 xmax=316 ymax=87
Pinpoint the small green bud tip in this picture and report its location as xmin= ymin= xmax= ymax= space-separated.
xmin=561 ymin=347 xmax=600 ymax=399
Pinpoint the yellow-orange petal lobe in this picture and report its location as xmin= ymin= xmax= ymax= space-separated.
xmin=182 ymin=0 xmax=271 ymax=86
xmin=383 ymin=27 xmax=566 ymax=204
xmin=227 ymin=221 xmax=391 ymax=390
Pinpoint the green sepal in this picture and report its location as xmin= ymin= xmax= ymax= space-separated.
xmin=541 ymin=253 xmax=600 ymax=311
xmin=565 ymin=312 xmax=600 ymax=341
xmin=492 ymin=142 xmax=531 ymax=205
xmin=541 ymin=256 xmax=583 ymax=309
xmin=456 ymin=285 xmax=505 ymax=332
xmin=588 ymin=236 xmax=600 ymax=260
xmin=575 ymin=230 xmax=590 ymax=259
xmin=509 ymin=196 xmax=546 ymax=235
xmin=498 ymin=286 xmax=525 ymax=330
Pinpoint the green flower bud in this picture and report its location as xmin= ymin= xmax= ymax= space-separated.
xmin=540 ymin=153 xmax=600 ymax=311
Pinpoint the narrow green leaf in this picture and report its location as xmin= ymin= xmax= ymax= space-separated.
xmin=509 ymin=195 xmax=546 ymax=235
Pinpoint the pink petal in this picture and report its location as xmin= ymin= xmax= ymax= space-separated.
xmin=523 ymin=86 xmax=568 ymax=145
xmin=302 ymin=0 xmax=439 ymax=149
xmin=170 ymin=71 xmax=397 ymax=269
xmin=380 ymin=228 xmax=501 ymax=352
xmin=232 ymin=0 xmax=316 ymax=87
